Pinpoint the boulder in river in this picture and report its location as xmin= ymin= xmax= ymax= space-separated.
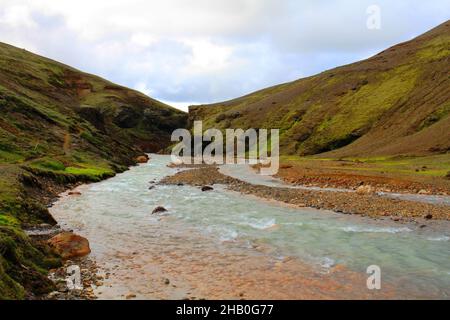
xmin=48 ymin=232 xmax=91 ymax=259
xmin=136 ymin=155 xmax=149 ymax=164
xmin=201 ymin=186 xmax=214 ymax=192
xmin=152 ymin=206 xmax=168 ymax=214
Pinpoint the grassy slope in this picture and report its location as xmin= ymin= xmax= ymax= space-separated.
xmin=190 ymin=21 xmax=450 ymax=162
xmin=0 ymin=42 xmax=187 ymax=299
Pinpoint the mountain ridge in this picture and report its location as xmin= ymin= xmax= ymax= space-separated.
xmin=189 ymin=21 xmax=450 ymax=158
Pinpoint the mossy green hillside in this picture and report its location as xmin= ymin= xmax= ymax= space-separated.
xmin=0 ymin=41 xmax=186 ymax=299
xmin=190 ymin=21 xmax=450 ymax=158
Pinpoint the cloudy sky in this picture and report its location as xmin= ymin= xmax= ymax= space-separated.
xmin=0 ymin=0 xmax=449 ymax=111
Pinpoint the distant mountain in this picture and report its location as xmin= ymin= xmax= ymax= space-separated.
xmin=190 ymin=21 xmax=450 ymax=158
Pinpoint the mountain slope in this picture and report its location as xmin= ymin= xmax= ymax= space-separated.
xmin=0 ymin=42 xmax=186 ymax=299
xmin=190 ymin=21 xmax=450 ymax=158
xmin=0 ymin=42 xmax=187 ymax=165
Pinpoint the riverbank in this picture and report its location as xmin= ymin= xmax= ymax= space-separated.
xmin=160 ymin=165 xmax=449 ymax=221
xmin=0 ymin=154 xmax=142 ymax=299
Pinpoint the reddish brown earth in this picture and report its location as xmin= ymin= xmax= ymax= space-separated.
xmin=274 ymin=162 xmax=450 ymax=195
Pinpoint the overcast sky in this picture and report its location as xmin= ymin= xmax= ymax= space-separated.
xmin=0 ymin=0 xmax=449 ymax=111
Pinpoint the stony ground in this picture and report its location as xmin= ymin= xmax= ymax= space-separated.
xmin=46 ymin=257 xmax=100 ymax=300
xmin=26 ymin=224 xmax=100 ymax=300
xmin=160 ymin=165 xmax=450 ymax=221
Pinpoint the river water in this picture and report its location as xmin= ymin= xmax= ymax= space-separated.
xmin=50 ymin=154 xmax=450 ymax=299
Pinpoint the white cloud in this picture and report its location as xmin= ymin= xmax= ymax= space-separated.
xmin=0 ymin=0 xmax=449 ymax=110
xmin=130 ymin=33 xmax=159 ymax=47
xmin=181 ymin=39 xmax=234 ymax=75
xmin=0 ymin=5 xmax=36 ymax=28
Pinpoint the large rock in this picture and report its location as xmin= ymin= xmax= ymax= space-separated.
xmin=152 ymin=206 xmax=168 ymax=214
xmin=136 ymin=155 xmax=149 ymax=163
xmin=48 ymin=232 xmax=91 ymax=259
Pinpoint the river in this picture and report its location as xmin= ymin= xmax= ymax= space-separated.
xmin=49 ymin=154 xmax=450 ymax=299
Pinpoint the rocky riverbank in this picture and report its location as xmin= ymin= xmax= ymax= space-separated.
xmin=24 ymin=223 xmax=99 ymax=300
xmin=46 ymin=257 xmax=100 ymax=300
xmin=160 ymin=165 xmax=450 ymax=221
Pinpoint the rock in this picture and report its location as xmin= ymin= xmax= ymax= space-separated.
xmin=68 ymin=191 xmax=82 ymax=196
xmin=152 ymin=206 xmax=168 ymax=214
xmin=148 ymin=186 xmax=155 ymax=190
xmin=136 ymin=155 xmax=149 ymax=164
xmin=47 ymin=291 xmax=60 ymax=299
xmin=39 ymin=223 xmax=53 ymax=228
xmin=356 ymin=185 xmax=375 ymax=195
xmin=125 ymin=293 xmax=136 ymax=299
xmin=48 ymin=232 xmax=91 ymax=259
xmin=177 ymin=183 xmax=184 ymax=186
xmin=424 ymin=214 xmax=433 ymax=220
xmin=418 ymin=189 xmax=429 ymax=195
xmin=164 ymin=278 xmax=170 ymax=285
xmin=201 ymin=186 xmax=214 ymax=192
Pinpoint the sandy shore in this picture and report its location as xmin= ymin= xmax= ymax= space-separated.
xmin=160 ymin=165 xmax=450 ymax=221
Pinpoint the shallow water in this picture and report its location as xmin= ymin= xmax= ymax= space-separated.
xmin=220 ymin=164 xmax=450 ymax=206
xmin=50 ymin=155 xmax=450 ymax=299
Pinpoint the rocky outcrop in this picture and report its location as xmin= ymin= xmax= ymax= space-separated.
xmin=76 ymin=105 xmax=106 ymax=132
xmin=113 ymin=106 xmax=141 ymax=128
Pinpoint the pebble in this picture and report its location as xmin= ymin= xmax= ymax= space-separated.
xmin=126 ymin=294 xmax=137 ymax=299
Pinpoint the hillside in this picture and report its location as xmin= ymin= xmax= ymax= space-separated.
xmin=0 ymin=42 xmax=186 ymax=298
xmin=189 ymin=21 xmax=450 ymax=158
